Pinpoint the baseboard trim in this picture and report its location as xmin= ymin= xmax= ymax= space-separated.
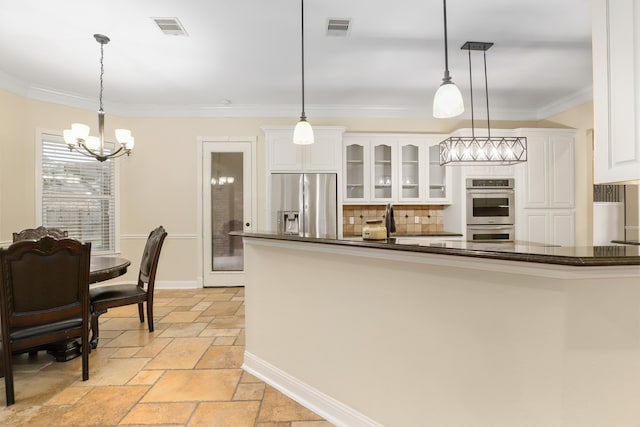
xmin=243 ymin=351 xmax=383 ymax=427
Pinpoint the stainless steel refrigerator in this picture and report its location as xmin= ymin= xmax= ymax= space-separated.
xmin=271 ymin=173 xmax=337 ymax=236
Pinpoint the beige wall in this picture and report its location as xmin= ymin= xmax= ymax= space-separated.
xmin=0 ymin=88 xmax=594 ymax=283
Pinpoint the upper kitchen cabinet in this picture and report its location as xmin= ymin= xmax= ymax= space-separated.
xmin=520 ymin=129 xmax=576 ymax=209
xmin=342 ymin=133 xmax=451 ymax=204
xmin=263 ymin=126 xmax=346 ymax=173
xmin=592 ymin=0 xmax=640 ymax=184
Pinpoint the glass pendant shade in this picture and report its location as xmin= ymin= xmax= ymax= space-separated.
xmin=433 ymin=81 xmax=464 ymax=118
xmin=293 ymin=119 xmax=314 ymax=145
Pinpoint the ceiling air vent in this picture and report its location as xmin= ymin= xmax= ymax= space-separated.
xmin=151 ymin=17 xmax=188 ymax=36
xmin=327 ymin=18 xmax=351 ymax=37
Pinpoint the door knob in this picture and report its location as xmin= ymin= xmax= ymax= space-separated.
xmin=245 ymin=222 xmax=250 ymax=227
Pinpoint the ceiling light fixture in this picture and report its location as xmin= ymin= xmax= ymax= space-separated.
xmin=64 ymin=34 xmax=134 ymax=162
xmin=293 ymin=0 xmax=314 ymax=145
xmin=432 ymin=0 xmax=464 ymax=118
xmin=439 ymin=42 xmax=527 ymax=166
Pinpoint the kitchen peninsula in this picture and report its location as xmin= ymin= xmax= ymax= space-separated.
xmin=239 ymin=232 xmax=640 ymax=427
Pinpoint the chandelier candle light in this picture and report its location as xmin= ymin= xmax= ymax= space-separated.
xmin=439 ymin=42 xmax=527 ymax=166
xmin=64 ymin=34 xmax=134 ymax=162
xmin=292 ymin=0 xmax=314 ymax=145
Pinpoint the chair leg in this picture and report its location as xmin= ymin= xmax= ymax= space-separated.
xmin=82 ymin=332 xmax=89 ymax=381
xmin=137 ymin=303 xmax=144 ymax=323
xmin=147 ymin=302 xmax=154 ymax=332
xmin=2 ymin=349 xmax=15 ymax=406
xmin=90 ymin=308 xmax=107 ymax=349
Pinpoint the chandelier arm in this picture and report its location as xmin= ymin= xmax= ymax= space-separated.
xmin=75 ymin=142 xmax=128 ymax=162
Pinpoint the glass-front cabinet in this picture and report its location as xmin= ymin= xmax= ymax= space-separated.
xmin=372 ymin=142 xmax=394 ymax=201
xmin=343 ymin=133 xmax=451 ymax=204
xmin=345 ymin=143 xmax=367 ymax=200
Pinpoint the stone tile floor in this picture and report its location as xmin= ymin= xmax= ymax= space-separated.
xmin=0 ymin=287 xmax=333 ymax=426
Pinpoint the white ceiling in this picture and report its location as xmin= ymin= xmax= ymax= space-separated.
xmin=0 ymin=0 xmax=593 ymax=120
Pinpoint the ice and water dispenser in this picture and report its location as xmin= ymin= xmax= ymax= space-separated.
xmin=278 ymin=210 xmax=300 ymax=234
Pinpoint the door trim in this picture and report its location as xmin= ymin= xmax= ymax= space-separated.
xmin=196 ymin=136 xmax=257 ymax=287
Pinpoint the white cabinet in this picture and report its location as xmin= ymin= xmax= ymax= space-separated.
xmin=264 ymin=126 xmax=345 ymax=172
xmin=592 ymin=0 xmax=640 ymax=184
xmin=522 ymin=131 xmax=575 ymax=209
xmin=516 ymin=129 xmax=576 ymax=245
xmin=521 ymin=209 xmax=575 ymax=247
xmin=343 ymin=133 xmax=451 ymax=204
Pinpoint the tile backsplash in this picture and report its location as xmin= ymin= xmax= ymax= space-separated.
xmin=343 ymin=204 xmax=444 ymax=236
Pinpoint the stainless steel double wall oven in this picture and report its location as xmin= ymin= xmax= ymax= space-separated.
xmin=466 ymin=178 xmax=515 ymax=241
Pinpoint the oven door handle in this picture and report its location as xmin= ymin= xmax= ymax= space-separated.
xmin=467 ymin=225 xmax=514 ymax=230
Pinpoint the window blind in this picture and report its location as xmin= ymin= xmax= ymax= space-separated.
xmin=40 ymin=133 xmax=116 ymax=253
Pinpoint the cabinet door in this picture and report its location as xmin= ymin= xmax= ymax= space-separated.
xmin=371 ymin=142 xmax=395 ymax=201
xmin=593 ymin=0 xmax=640 ymax=183
xmin=523 ymin=136 xmax=549 ymax=208
xmin=398 ymin=140 xmax=425 ymax=202
xmin=548 ymin=136 xmax=574 ymax=208
xmin=267 ymin=130 xmax=303 ymax=172
xmin=522 ymin=210 xmax=549 ymax=245
xmin=304 ymin=129 xmax=342 ymax=172
xmin=426 ymin=138 xmax=452 ymax=204
xmin=344 ymin=138 xmax=370 ymax=202
xmin=549 ymin=210 xmax=575 ymax=246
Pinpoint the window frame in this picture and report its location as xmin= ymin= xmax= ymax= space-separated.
xmin=36 ymin=129 xmax=121 ymax=255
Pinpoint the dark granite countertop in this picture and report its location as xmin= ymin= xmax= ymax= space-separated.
xmin=612 ymin=240 xmax=640 ymax=246
xmin=235 ymin=231 xmax=640 ymax=267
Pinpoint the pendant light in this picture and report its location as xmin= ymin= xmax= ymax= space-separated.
xmin=293 ymin=0 xmax=314 ymax=145
xmin=433 ymin=0 xmax=464 ymax=118
xmin=64 ymin=34 xmax=134 ymax=162
xmin=439 ymin=42 xmax=527 ymax=165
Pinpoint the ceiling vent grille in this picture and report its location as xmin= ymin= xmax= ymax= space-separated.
xmin=327 ymin=18 xmax=351 ymax=36
xmin=151 ymin=17 xmax=188 ymax=36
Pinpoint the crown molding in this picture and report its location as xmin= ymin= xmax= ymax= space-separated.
xmin=535 ymin=85 xmax=593 ymax=120
xmin=0 ymin=73 xmax=592 ymax=122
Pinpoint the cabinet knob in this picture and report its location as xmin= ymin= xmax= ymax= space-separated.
xmin=245 ymin=222 xmax=250 ymax=227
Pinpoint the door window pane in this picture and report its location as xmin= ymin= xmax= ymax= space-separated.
xmin=211 ymin=152 xmax=244 ymax=271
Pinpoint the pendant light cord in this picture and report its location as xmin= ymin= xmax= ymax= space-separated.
xmin=483 ymin=50 xmax=491 ymax=139
xmin=468 ymin=48 xmax=474 ymax=138
xmin=300 ymin=0 xmax=306 ymax=120
xmin=442 ymin=0 xmax=450 ymax=79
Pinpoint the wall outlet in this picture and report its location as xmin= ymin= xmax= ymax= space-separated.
xmin=414 ymin=216 xmax=420 ymax=224
xmin=349 ymin=217 xmax=354 ymax=225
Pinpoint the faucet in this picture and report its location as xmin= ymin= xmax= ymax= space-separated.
xmin=385 ymin=203 xmax=396 ymax=238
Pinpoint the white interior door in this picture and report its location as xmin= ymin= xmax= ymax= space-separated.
xmin=202 ymin=140 xmax=254 ymax=287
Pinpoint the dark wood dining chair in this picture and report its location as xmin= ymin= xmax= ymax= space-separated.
xmin=0 ymin=236 xmax=91 ymax=406
xmin=13 ymin=226 xmax=68 ymax=242
xmin=89 ymin=226 xmax=167 ymax=348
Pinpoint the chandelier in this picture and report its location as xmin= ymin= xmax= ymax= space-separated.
xmin=439 ymin=42 xmax=527 ymax=166
xmin=63 ymin=34 xmax=134 ymax=162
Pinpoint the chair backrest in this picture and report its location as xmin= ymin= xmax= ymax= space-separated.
xmin=0 ymin=237 xmax=91 ymax=331
xmin=12 ymin=226 xmax=68 ymax=242
xmin=138 ymin=226 xmax=167 ymax=290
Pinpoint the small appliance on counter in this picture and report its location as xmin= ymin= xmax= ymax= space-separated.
xmin=362 ymin=219 xmax=387 ymax=240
